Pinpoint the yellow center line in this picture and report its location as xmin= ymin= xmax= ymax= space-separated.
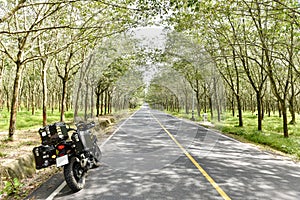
xmin=151 ymin=113 xmax=231 ymax=200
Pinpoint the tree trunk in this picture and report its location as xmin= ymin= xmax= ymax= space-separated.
xmin=185 ymin=93 xmax=189 ymax=114
xmin=281 ymin=101 xmax=289 ymax=138
xmin=256 ymin=91 xmax=262 ymax=131
xmin=96 ymin=92 xmax=100 ymax=117
xmin=217 ymin=99 xmax=221 ymax=122
xmin=100 ymin=93 xmax=104 ymax=115
xmin=278 ymin=101 xmax=282 ymax=118
xmin=108 ymin=91 xmax=111 ymax=114
xmin=231 ymin=94 xmax=235 ymax=117
xmin=250 ymin=94 xmax=255 ymax=114
xmin=203 ymin=85 xmax=207 ymax=113
xmin=289 ymin=75 xmax=296 ymax=125
xmin=42 ymin=71 xmax=47 ymax=126
xmin=261 ymin=99 xmax=264 ymax=120
xmin=236 ymin=94 xmax=243 ymax=127
xmin=288 ymin=18 xmax=296 ymax=125
xmin=60 ymin=80 xmax=67 ymax=122
xmin=26 ymin=95 xmax=29 ymax=111
xmin=84 ymin=83 xmax=89 ymax=120
xmin=267 ymin=101 xmax=271 ymax=117
xmin=209 ymin=96 xmax=213 ymax=121
xmin=0 ymin=61 xmax=4 ymax=108
xmin=9 ymin=63 xmax=24 ymax=138
xmin=51 ymin=93 xmax=54 ymax=114
xmin=195 ymin=89 xmax=201 ymax=117
xmin=31 ymin=86 xmax=35 ymax=115
xmin=74 ymin=81 xmax=82 ymax=119
xmin=91 ymin=86 xmax=94 ymax=117
xmin=104 ymin=90 xmax=108 ymax=115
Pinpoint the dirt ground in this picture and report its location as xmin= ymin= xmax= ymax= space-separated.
xmin=0 ymin=130 xmax=40 ymax=165
xmin=0 ymin=129 xmax=55 ymax=199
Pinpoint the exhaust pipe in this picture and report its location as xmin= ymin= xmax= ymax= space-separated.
xmin=80 ymin=154 xmax=87 ymax=168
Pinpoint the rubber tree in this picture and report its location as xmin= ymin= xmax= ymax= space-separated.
xmin=0 ymin=0 xmax=163 ymax=138
xmin=0 ymin=2 xmax=66 ymax=138
xmin=243 ymin=0 xmax=294 ymax=137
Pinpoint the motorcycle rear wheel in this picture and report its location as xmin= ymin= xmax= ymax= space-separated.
xmin=64 ymin=157 xmax=86 ymax=192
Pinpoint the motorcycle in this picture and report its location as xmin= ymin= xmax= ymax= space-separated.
xmin=32 ymin=121 xmax=102 ymax=192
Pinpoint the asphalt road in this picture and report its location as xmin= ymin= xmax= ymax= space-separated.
xmin=28 ymin=105 xmax=300 ymax=200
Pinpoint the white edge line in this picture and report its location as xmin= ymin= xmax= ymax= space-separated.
xmin=45 ymin=109 xmax=139 ymax=200
xmin=100 ymin=109 xmax=139 ymax=148
xmin=149 ymin=109 xmax=242 ymax=145
xmin=180 ymin=114 xmax=294 ymax=159
xmin=180 ymin=117 xmax=243 ymax=143
xmin=45 ymin=181 xmax=66 ymax=200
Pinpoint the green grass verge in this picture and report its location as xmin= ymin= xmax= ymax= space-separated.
xmin=0 ymin=109 xmax=74 ymax=132
xmin=168 ymin=110 xmax=300 ymax=160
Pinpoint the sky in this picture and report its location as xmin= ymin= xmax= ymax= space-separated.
xmin=129 ymin=26 xmax=168 ymax=93
xmin=130 ymin=25 xmax=167 ymax=51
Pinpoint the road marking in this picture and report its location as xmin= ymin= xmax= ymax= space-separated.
xmin=151 ymin=112 xmax=231 ymax=200
xmin=45 ymin=181 xmax=66 ymax=200
xmin=45 ymin=110 xmax=139 ymax=199
xmin=100 ymin=109 xmax=139 ymax=148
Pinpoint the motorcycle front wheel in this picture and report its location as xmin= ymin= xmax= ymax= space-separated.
xmin=64 ymin=157 xmax=86 ymax=192
xmin=92 ymin=145 xmax=102 ymax=168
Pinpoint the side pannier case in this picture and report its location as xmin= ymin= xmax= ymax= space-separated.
xmin=33 ymin=145 xmax=56 ymax=169
xmin=72 ymin=122 xmax=96 ymax=153
xmin=38 ymin=126 xmax=52 ymax=145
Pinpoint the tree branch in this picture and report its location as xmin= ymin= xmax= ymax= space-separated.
xmin=0 ymin=0 xmax=26 ymax=23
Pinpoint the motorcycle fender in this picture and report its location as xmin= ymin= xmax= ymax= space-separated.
xmin=56 ymin=155 xmax=69 ymax=167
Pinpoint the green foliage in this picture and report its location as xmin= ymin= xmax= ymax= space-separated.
xmin=167 ymin=0 xmax=300 ymax=138
xmin=0 ymin=151 xmax=7 ymax=157
xmin=0 ymin=178 xmax=23 ymax=198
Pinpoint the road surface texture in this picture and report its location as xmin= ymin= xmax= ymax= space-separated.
xmin=27 ymin=104 xmax=300 ymax=200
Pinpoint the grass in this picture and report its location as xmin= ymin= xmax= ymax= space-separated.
xmin=0 ymin=109 xmax=74 ymax=132
xmin=169 ymin=110 xmax=300 ymax=160
xmin=214 ymin=112 xmax=300 ymax=159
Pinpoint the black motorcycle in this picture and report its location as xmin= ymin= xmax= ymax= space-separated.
xmin=33 ymin=121 xmax=102 ymax=192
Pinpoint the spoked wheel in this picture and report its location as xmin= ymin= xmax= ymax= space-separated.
xmin=64 ymin=157 xmax=86 ymax=192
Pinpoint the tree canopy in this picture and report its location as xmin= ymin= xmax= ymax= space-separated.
xmin=0 ymin=0 xmax=300 ymax=139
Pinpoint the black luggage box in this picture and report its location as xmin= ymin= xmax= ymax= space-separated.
xmin=39 ymin=122 xmax=69 ymax=145
xmin=79 ymin=131 xmax=95 ymax=152
xmin=72 ymin=131 xmax=96 ymax=153
xmin=72 ymin=122 xmax=96 ymax=153
xmin=33 ymin=145 xmax=56 ymax=169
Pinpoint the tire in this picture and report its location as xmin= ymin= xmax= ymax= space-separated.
xmin=64 ymin=157 xmax=86 ymax=192
xmin=92 ymin=145 xmax=102 ymax=168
